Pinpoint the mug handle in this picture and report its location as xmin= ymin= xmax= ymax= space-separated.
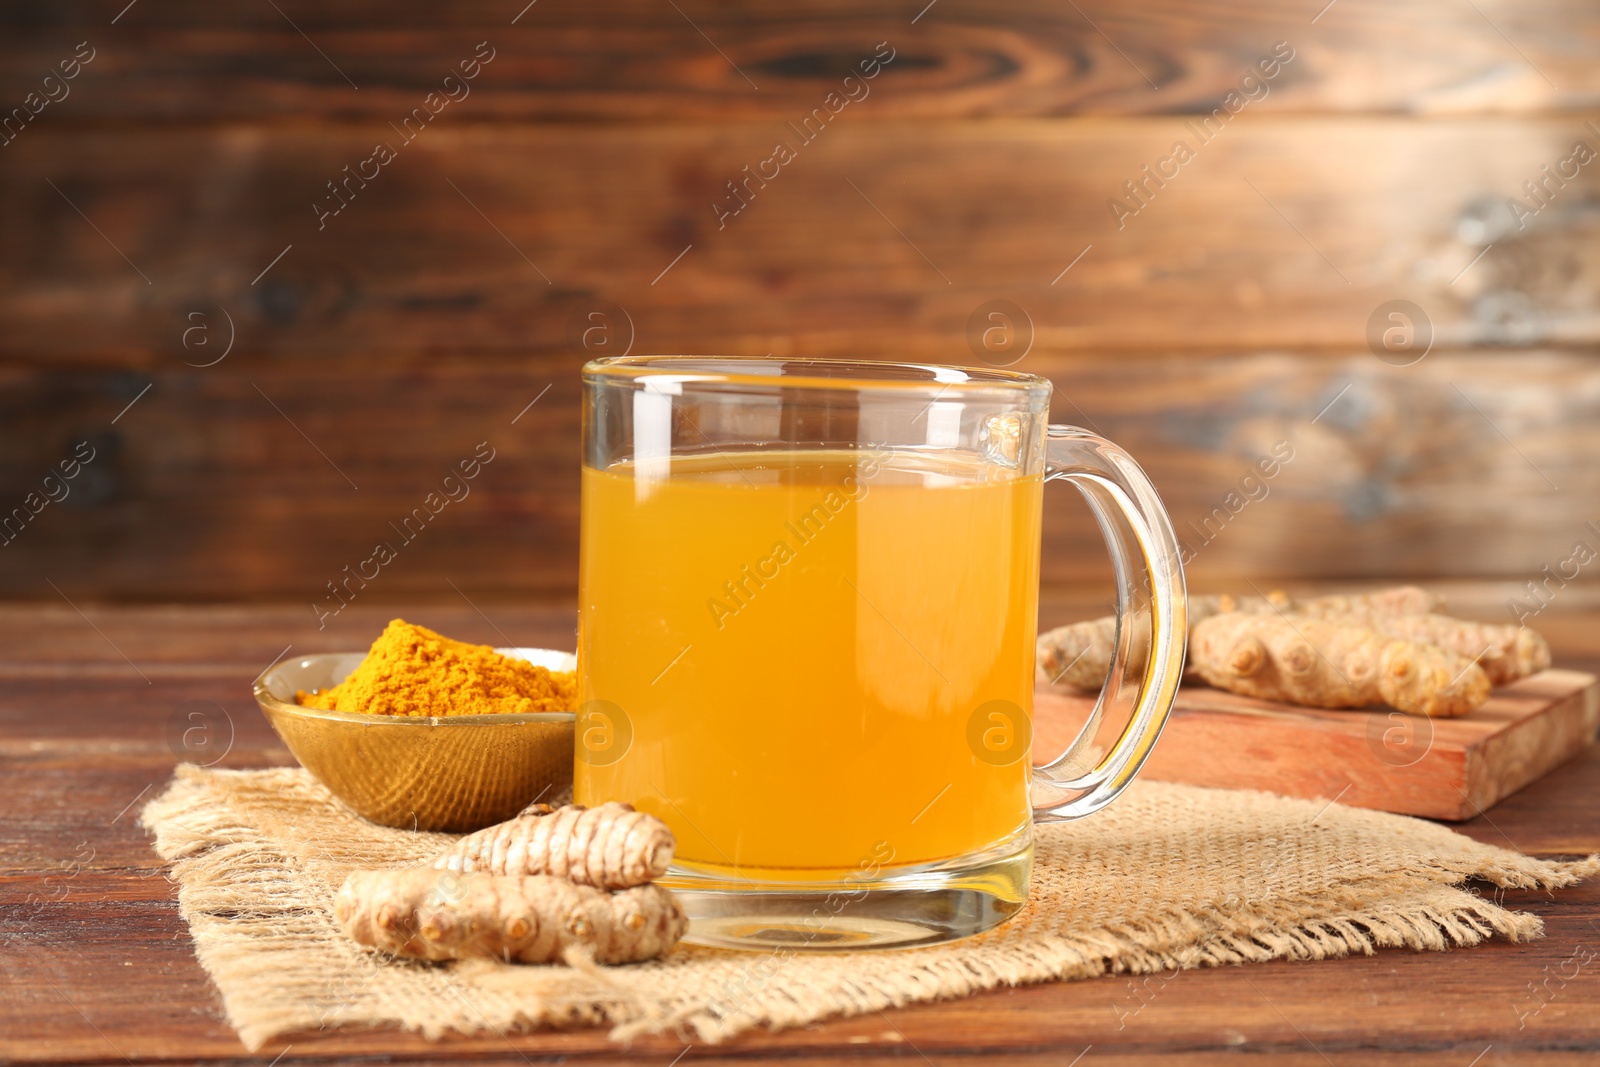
xmin=1031 ymin=425 xmax=1187 ymax=821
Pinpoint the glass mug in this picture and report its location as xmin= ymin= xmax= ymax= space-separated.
xmin=575 ymin=357 xmax=1186 ymax=950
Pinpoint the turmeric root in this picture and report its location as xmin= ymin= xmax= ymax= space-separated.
xmin=334 ymin=868 xmax=687 ymax=964
xmin=1202 ymin=586 xmax=1441 ymax=624
xmin=1309 ymin=612 xmax=1549 ymax=686
xmin=1289 ymin=586 xmax=1443 ymax=619
xmin=1190 ymin=613 xmax=1490 ymax=718
xmin=1037 ymin=585 xmax=1442 ymax=691
xmin=1038 ymin=613 xmax=1122 ymax=690
xmin=432 ymin=802 xmax=673 ymax=890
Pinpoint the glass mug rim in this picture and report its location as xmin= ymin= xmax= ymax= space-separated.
xmin=582 ymin=354 xmax=1053 ymax=397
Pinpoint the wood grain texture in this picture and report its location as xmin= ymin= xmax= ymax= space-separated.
xmin=5 ymin=3 xmax=1598 ymax=601
xmin=3 ymin=350 xmax=1598 ymax=600
xmin=6 ymin=867 xmax=1600 ymax=1065
xmin=1034 ymin=669 xmax=1600 ymax=820
xmin=2 ymin=603 xmax=1598 ymax=1064
xmin=3 ymin=120 xmax=1599 ymax=363
xmin=2 ymin=0 xmax=1597 ymax=121
xmin=5 ymin=0 xmax=1600 ymax=1053
xmin=4 ymin=115 xmax=1597 ymax=602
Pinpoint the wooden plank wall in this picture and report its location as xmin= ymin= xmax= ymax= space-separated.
xmin=1 ymin=1 xmax=1597 ymax=606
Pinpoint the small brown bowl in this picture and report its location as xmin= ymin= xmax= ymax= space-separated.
xmin=253 ymin=648 xmax=576 ymax=832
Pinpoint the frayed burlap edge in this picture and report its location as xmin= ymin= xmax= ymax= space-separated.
xmin=143 ymin=764 xmax=1598 ymax=1050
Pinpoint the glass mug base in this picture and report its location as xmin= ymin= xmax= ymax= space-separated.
xmin=659 ymin=828 xmax=1034 ymax=951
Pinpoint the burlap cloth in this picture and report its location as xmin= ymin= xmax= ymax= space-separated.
xmin=142 ymin=765 xmax=1598 ymax=1050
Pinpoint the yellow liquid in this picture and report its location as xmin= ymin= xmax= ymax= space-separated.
xmin=576 ymin=449 xmax=1043 ymax=875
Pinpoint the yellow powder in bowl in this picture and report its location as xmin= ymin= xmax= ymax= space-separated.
xmin=296 ymin=619 xmax=577 ymax=717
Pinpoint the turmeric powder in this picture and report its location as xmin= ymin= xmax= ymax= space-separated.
xmin=297 ymin=619 xmax=577 ymax=717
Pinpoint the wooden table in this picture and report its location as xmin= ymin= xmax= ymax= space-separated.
xmin=4 ymin=602 xmax=1598 ymax=1066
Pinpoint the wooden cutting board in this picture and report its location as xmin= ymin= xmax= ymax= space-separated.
xmin=1033 ymin=669 xmax=1599 ymax=821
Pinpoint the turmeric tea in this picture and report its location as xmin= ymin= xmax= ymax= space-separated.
xmin=297 ymin=619 xmax=577 ymax=717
